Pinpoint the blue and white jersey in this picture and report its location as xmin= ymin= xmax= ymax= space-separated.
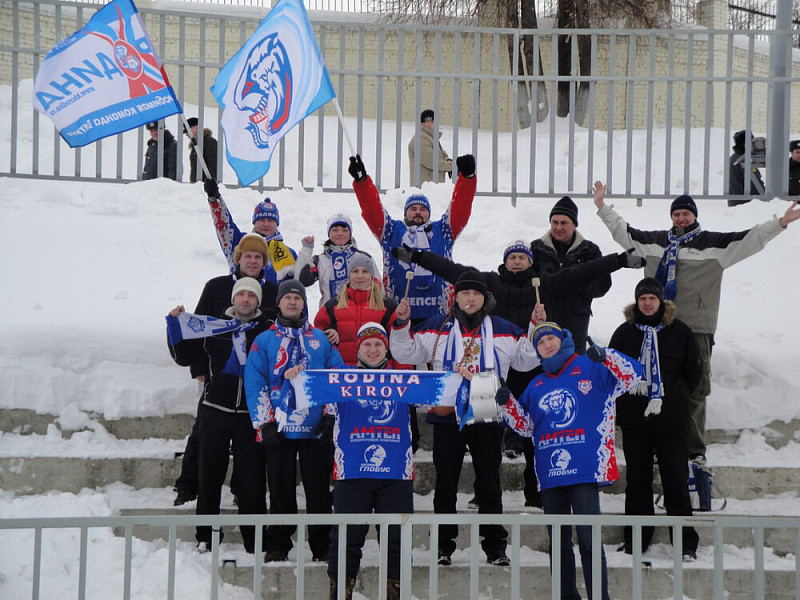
xmin=504 ymin=350 xmax=642 ymax=491
xmin=328 ymin=397 xmax=413 ymax=480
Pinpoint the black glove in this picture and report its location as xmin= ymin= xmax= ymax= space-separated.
xmin=314 ymin=415 xmax=335 ymax=444
xmin=203 ymin=178 xmax=220 ymax=199
xmin=391 ymin=244 xmax=418 ymax=264
xmin=585 ymin=336 xmax=607 ymax=363
xmin=259 ymin=422 xmax=284 ymax=447
xmin=495 ymin=387 xmax=511 ymax=406
xmin=455 ymin=154 xmax=476 ymax=178
xmin=348 ymin=154 xmax=367 ymax=182
xmin=617 ymin=248 xmax=646 ymax=269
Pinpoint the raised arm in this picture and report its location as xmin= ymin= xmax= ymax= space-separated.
xmin=391 ymin=247 xmax=471 ymax=285
xmin=446 ymin=155 xmax=477 ymax=238
xmin=349 ymin=155 xmax=387 ymax=240
xmin=203 ymin=179 xmax=244 ymax=272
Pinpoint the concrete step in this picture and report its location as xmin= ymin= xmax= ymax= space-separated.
xmin=115 ymin=506 xmax=799 ymax=556
xmin=3 ymin=408 xmax=797 ymax=451
xmin=217 ymin=561 xmax=799 ymax=600
xmin=2 ymin=453 xmax=799 ymax=500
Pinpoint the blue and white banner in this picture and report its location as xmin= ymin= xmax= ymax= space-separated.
xmin=210 ymin=0 xmax=335 ymax=186
xmin=33 ymin=0 xmax=180 ymax=148
xmin=291 ymin=369 xmax=467 ymax=411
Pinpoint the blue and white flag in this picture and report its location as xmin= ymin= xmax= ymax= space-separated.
xmin=33 ymin=0 xmax=180 ymax=148
xmin=211 ymin=0 xmax=335 ymax=186
xmin=291 ymin=369 xmax=467 ymax=411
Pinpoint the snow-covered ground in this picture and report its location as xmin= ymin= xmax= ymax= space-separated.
xmin=1 ymin=78 xmax=799 ymax=597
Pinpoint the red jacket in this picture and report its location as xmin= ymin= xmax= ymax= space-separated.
xmin=313 ymin=287 xmax=397 ymax=365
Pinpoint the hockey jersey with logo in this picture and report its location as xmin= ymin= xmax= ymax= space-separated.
xmin=244 ymin=325 xmax=345 ymax=438
xmin=328 ymin=396 xmax=413 ymax=481
xmin=503 ymin=350 xmax=642 ymax=491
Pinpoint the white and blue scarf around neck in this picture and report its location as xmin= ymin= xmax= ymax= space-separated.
xmin=634 ymin=322 xmax=665 ymax=402
xmin=400 ymin=224 xmax=436 ymax=290
xmin=166 ymin=310 xmax=259 ymax=377
xmin=654 ymin=225 xmax=702 ymax=301
xmin=326 ymin=243 xmax=358 ymax=299
xmin=270 ymin=321 xmax=312 ymax=418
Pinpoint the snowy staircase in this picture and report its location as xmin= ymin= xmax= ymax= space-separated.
xmin=1 ymin=408 xmax=799 ymax=599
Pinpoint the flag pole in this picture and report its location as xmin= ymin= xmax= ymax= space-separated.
xmin=178 ymin=112 xmax=213 ymax=181
xmin=332 ymin=98 xmax=356 ymax=157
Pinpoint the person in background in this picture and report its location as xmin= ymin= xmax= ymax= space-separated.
xmin=788 ymin=139 xmax=800 ymax=196
xmin=142 ymin=121 xmax=177 ymax=181
xmin=408 ymin=109 xmax=453 ymax=185
xmin=727 ymin=129 xmax=765 ymax=206
xmin=184 ymin=116 xmax=218 ymax=183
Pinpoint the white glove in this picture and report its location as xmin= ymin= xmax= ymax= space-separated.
xmin=644 ymin=398 xmax=662 ymax=417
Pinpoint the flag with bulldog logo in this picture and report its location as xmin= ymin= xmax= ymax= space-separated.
xmin=211 ymin=0 xmax=335 ymax=186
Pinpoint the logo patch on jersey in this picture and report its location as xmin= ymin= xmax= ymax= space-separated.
xmin=356 ymin=399 xmax=397 ymax=425
xmin=274 ymin=346 xmax=289 ymax=370
xmin=548 ymin=448 xmax=577 ymax=477
xmin=308 ymin=339 xmax=320 ymax=350
xmin=359 ymin=444 xmax=391 ymax=473
xmin=577 ymin=379 xmax=592 ymax=395
xmin=538 ymin=388 xmax=578 ymax=429
xmin=570 ymin=366 xmax=582 ymax=376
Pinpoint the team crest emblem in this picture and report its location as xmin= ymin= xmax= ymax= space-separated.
xmin=538 ymin=388 xmax=578 ymax=429
xmin=234 ymin=32 xmax=293 ymax=150
xmin=333 ymin=256 xmax=346 ymax=270
xmin=186 ymin=316 xmax=206 ymax=333
xmin=275 ymin=346 xmax=289 ymax=370
xmin=308 ymin=339 xmax=320 ymax=350
xmin=578 ymin=380 xmax=592 ymax=395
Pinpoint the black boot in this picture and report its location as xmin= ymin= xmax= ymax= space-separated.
xmin=329 ymin=576 xmax=356 ymax=600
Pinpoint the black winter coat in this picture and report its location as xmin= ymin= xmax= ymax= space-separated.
xmin=789 ymin=158 xmax=800 ymax=196
xmin=142 ymin=130 xmax=178 ymax=180
xmin=168 ymin=312 xmax=271 ymax=413
xmin=410 ymin=249 xmax=624 ymax=333
xmin=187 ymin=269 xmax=278 ymax=378
xmin=530 ymin=232 xmax=610 ymax=351
xmin=609 ymin=301 xmax=702 ymax=430
xmin=189 ymin=129 xmax=219 ymax=183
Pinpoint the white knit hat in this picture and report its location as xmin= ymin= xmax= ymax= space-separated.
xmin=231 ymin=277 xmax=262 ymax=304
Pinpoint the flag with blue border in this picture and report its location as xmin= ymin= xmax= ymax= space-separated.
xmin=210 ymin=0 xmax=335 ymax=186
xmin=33 ymin=0 xmax=180 ymax=148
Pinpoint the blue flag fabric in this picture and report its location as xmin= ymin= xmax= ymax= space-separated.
xmin=211 ymin=0 xmax=335 ymax=186
xmin=291 ymin=369 xmax=467 ymax=411
xmin=32 ymin=0 xmax=180 ymax=148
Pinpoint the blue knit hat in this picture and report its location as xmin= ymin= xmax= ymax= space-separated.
xmin=252 ymin=199 xmax=279 ymax=225
xmin=404 ymin=194 xmax=430 ymax=215
xmin=531 ymin=322 xmax=565 ymax=349
xmin=670 ymin=195 xmax=697 ymax=217
xmin=327 ymin=212 xmax=352 ymax=236
xmin=503 ymin=240 xmax=534 ymax=264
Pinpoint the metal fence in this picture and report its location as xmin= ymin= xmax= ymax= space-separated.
xmin=2 ymin=511 xmax=799 ymax=600
xmin=1 ymin=0 xmax=798 ymax=202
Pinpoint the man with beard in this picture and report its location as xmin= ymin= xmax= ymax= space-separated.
xmin=390 ymin=270 xmax=539 ymax=567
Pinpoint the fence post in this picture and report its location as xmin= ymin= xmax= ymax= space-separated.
xmin=766 ymin=0 xmax=793 ymax=198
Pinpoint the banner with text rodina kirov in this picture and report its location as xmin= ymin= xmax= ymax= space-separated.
xmin=210 ymin=0 xmax=335 ymax=186
xmin=33 ymin=0 xmax=180 ymax=148
xmin=291 ymin=369 xmax=468 ymax=412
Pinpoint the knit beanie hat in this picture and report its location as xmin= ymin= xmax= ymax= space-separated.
xmin=531 ymin=321 xmax=565 ymax=349
xmin=233 ymin=233 xmax=269 ymax=264
xmin=276 ymin=279 xmax=307 ymax=306
xmin=790 ymin=140 xmax=800 ymax=152
xmin=454 ymin=270 xmax=488 ymax=296
xmin=670 ymin=194 xmax=697 ymax=217
xmin=634 ymin=277 xmax=664 ymax=303
xmin=348 ymin=252 xmax=379 ymax=280
xmin=231 ymin=277 xmax=263 ymax=304
xmin=503 ymin=239 xmax=534 ymax=264
xmin=404 ymin=194 xmax=431 ymax=215
xmin=357 ymin=321 xmax=389 ymax=349
xmin=327 ymin=213 xmax=352 ymax=236
xmin=252 ymin=199 xmax=280 ymax=225
xmin=420 ymin=109 xmax=434 ymax=123
xmin=550 ymin=196 xmax=579 ymax=226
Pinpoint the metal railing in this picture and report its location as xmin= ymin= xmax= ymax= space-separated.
xmin=1 ymin=512 xmax=799 ymax=599
xmin=1 ymin=1 xmax=797 ymax=202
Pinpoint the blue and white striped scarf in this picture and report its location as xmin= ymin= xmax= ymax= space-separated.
xmin=634 ymin=322 xmax=665 ymax=402
xmin=654 ymin=225 xmax=702 ymax=300
xmin=166 ymin=311 xmax=258 ymax=377
xmin=270 ymin=321 xmax=312 ymax=417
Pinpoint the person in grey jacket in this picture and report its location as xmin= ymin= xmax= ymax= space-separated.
xmin=408 ymin=109 xmax=453 ymax=185
xmin=593 ymin=181 xmax=800 ymax=467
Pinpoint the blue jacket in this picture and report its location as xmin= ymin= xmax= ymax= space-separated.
xmin=244 ymin=325 xmax=344 ymax=438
